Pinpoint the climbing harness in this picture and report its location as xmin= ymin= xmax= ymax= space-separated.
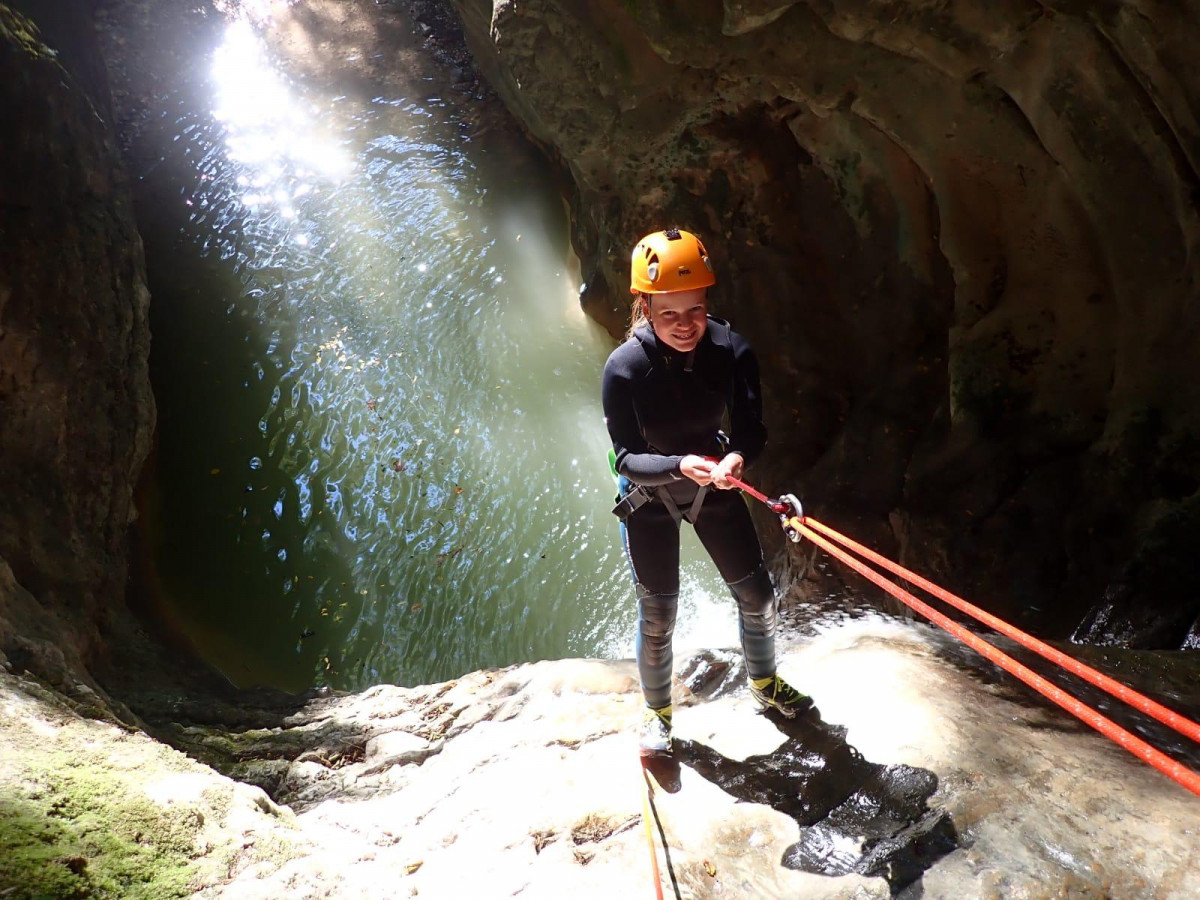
xmin=612 ymin=436 xmax=733 ymax=525
xmin=611 ymin=482 xmax=706 ymax=526
xmin=721 ymin=473 xmax=1200 ymax=798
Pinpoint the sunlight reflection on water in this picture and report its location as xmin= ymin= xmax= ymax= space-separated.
xmin=141 ymin=12 xmax=737 ymax=692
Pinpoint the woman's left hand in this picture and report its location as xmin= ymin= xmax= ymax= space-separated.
xmin=710 ymin=453 xmax=745 ymax=489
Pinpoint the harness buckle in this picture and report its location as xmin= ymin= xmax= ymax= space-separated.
xmin=612 ymin=483 xmax=655 ymax=521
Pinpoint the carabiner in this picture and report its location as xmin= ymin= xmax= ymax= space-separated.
xmin=776 ymin=493 xmax=804 ymax=543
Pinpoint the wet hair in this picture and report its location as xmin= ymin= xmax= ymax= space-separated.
xmin=626 ymin=292 xmax=651 ymax=339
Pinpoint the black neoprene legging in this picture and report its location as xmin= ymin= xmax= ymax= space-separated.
xmin=619 ymin=480 xmax=778 ymax=709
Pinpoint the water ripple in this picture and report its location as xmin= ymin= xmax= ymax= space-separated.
xmin=138 ymin=15 xmax=736 ymax=692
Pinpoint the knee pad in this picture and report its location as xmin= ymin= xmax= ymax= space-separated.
xmin=726 ymin=563 xmax=775 ymax=617
xmin=636 ymin=586 xmax=678 ymax=641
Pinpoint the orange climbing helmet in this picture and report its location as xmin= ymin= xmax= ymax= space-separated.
xmin=629 ymin=228 xmax=715 ymax=294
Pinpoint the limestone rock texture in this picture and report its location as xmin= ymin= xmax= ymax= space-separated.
xmin=0 ymin=665 xmax=303 ymax=898
xmin=0 ymin=1 xmax=154 ymax=686
xmin=450 ymin=0 xmax=1200 ymax=646
xmin=7 ymin=629 xmax=1199 ymax=898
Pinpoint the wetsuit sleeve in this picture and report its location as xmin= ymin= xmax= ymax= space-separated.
xmin=728 ymin=332 xmax=767 ymax=467
xmin=602 ymin=351 xmax=684 ymax=486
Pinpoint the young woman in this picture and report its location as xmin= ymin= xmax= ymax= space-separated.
xmin=602 ymin=227 xmax=811 ymax=756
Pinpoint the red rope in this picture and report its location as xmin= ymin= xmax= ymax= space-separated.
xmin=690 ymin=470 xmax=1200 ymax=792
xmin=804 ymin=516 xmax=1200 ymax=746
xmin=791 ymin=517 xmax=1200 ymax=797
xmin=724 ymin=474 xmax=777 ymax=508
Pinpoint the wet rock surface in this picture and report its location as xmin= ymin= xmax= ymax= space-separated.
xmin=450 ymin=0 xmax=1200 ymax=645
xmin=674 ymin=721 xmax=958 ymax=893
xmin=11 ymin=627 xmax=1200 ymax=898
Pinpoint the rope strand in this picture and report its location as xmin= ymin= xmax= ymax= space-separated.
xmin=719 ymin=472 xmax=1200 ymax=795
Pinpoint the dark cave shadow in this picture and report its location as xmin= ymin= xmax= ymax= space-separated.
xmin=665 ymin=708 xmax=960 ymax=898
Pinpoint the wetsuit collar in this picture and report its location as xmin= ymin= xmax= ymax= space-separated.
xmin=635 ymin=322 xmax=694 ymax=371
xmin=633 ymin=315 xmax=729 ymax=369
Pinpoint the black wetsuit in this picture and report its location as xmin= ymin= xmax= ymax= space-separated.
xmin=602 ymin=316 xmax=778 ymax=708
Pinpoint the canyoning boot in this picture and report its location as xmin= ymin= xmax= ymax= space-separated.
xmin=638 ymin=705 xmax=674 ymax=757
xmin=750 ymin=674 xmax=813 ymax=718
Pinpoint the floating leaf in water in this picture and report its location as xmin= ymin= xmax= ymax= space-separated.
xmin=454 ymin=486 xmax=463 ymax=494
xmin=454 ymin=427 xmax=461 ymax=435
xmin=367 ymin=398 xmax=378 ymax=411
xmin=404 ymin=861 xmax=423 ymax=875
xmin=411 ymin=603 xmax=422 ymax=612
xmin=703 ymin=860 xmax=716 ymax=877
xmin=390 ymin=459 xmax=406 ymax=472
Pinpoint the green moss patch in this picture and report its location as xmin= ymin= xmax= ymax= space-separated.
xmin=0 ymin=756 xmax=203 ymax=899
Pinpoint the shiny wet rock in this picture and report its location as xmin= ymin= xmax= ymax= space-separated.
xmin=678 ymin=714 xmax=958 ymax=895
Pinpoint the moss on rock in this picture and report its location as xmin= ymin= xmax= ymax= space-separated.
xmin=0 ymin=754 xmax=203 ymax=899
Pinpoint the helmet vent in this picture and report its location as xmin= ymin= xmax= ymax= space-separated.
xmin=629 ymin=229 xmax=714 ymax=293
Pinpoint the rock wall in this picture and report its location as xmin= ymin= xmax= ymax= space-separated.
xmin=451 ymin=0 xmax=1200 ymax=646
xmin=0 ymin=1 xmax=153 ymax=685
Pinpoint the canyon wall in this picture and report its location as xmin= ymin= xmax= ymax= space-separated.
xmin=0 ymin=1 xmax=153 ymax=689
xmin=451 ymin=0 xmax=1200 ymax=645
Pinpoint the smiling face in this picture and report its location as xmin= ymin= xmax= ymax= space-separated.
xmin=644 ymin=288 xmax=708 ymax=353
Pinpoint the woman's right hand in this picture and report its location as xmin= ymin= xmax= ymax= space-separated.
xmin=679 ymin=454 xmax=716 ymax=486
